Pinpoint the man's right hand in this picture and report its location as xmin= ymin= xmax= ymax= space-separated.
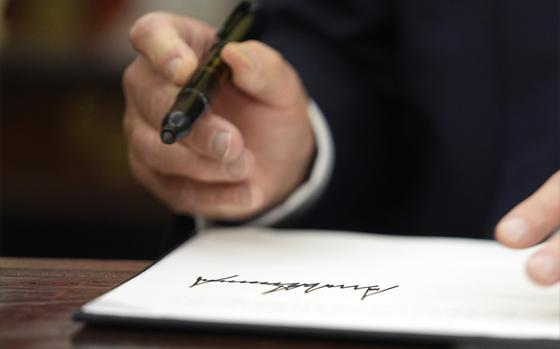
xmin=123 ymin=12 xmax=315 ymax=221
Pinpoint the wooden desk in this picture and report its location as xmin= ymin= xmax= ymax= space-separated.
xmin=0 ymin=257 xmax=446 ymax=349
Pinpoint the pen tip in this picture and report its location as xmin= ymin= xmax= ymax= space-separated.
xmin=161 ymin=131 xmax=176 ymax=145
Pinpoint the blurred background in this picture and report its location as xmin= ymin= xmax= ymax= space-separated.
xmin=0 ymin=0 xmax=238 ymax=259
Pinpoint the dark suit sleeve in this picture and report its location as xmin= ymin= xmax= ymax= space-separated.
xmin=256 ymin=1 xmax=398 ymax=229
xmin=259 ymin=0 xmax=394 ymax=124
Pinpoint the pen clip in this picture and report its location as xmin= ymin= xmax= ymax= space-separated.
xmin=217 ymin=1 xmax=258 ymax=40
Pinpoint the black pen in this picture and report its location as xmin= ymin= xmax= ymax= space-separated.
xmin=160 ymin=1 xmax=260 ymax=145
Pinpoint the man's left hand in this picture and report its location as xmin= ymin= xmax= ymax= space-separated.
xmin=496 ymin=170 xmax=560 ymax=285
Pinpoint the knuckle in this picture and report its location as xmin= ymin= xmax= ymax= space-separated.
xmin=121 ymin=62 xmax=137 ymax=92
xmin=143 ymin=131 xmax=165 ymax=170
xmin=129 ymin=11 xmax=168 ymax=45
xmin=130 ymin=126 xmax=158 ymax=170
xmin=122 ymin=110 xmax=133 ymax=140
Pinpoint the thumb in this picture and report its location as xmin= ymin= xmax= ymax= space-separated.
xmin=221 ymin=40 xmax=305 ymax=108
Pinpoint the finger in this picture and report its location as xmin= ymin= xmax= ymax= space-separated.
xmin=123 ymin=57 xmax=247 ymax=162
xmin=123 ymin=58 xmax=246 ymax=163
xmin=129 ymin=153 xmax=263 ymax=219
xmin=221 ymin=40 xmax=306 ymax=108
xmin=128 ymin=116 xmax=252 ymax=182
xmin=526 ymin=233 xmax=560 ymax=285
xmin=184 ymin=112 xmax=245 ymax=162
xmin=123 ymin=56 xmax=179 ymax=129
xmin=496 ymin=171 xmax=560 ymax=248
xmin=129 ymin=12 xmax=215 ymax=85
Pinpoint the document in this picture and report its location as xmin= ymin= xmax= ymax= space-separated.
xmin=77 ymin=228 xmax=559 ymax=341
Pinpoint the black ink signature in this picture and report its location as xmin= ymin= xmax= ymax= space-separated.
xmin=190 ymin=275 xmax=398 ymax=300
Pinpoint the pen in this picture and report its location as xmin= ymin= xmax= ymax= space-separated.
xmin=160 ymin=1 xmax=260 ymax=145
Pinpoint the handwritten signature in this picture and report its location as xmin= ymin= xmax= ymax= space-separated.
xmin=190 ymin=275 xmax=398 ymax=300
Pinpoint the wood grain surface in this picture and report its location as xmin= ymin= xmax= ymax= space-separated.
xmin=0 ymin=257 xmax=446 ymax=349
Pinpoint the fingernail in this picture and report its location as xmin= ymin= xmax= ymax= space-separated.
xmin=528 ymin=252 xmax=560 ymax=284
xmin=211 ymin=131 xmax=231 ymax=160
xmin=499 ymin=217 xmax=528 ymax=243
xmin=166 ymin=57 xmax=183 ymax=81
xmin=227 ymin=154 xmax=247 ymax=179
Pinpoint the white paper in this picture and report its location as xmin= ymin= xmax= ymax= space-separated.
xmin=81 ymin=228 xmax=560 ymax=340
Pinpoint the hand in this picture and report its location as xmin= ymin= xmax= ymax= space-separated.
xmin=496 ymin=170 xmax=560 ymax=285
xmin=123 ymin=12 xmax=314 ymax=220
